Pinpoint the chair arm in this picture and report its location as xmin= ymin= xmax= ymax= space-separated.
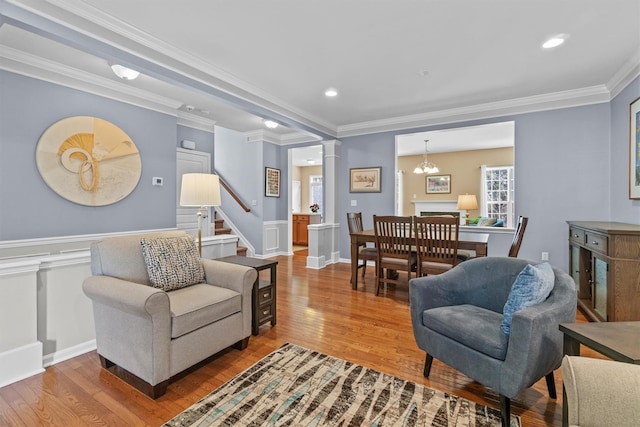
xmin=499 ymin=299 xmax=574 ymax=397
xmin=562 ymin=356 xmax=640 ymax=427
xmin=82 ymin=275 xmax=169 ymax=317
xmin=202 ymin=259 xmax=257 ymax=296
xmin=202 ymin=259 xmax=257 ymax=338
xmin=82 ymin=276 xmax=171 ymax=385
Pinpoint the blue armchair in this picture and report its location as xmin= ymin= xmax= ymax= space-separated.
xmin=409 ymin=257 xmax=576 ymax=427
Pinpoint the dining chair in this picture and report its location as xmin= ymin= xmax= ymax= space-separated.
xmin=346 ymin=212 xmax=377 ymax=280
xmin=507 ymin=216 xmax=528 ymax=257
xmin=373 ymin=215 xmax=417 ymax=296
xmin=414 ymin=215 xmax=459 ymax=277
xmin=458 ymin=215 xmax=529 ymax=261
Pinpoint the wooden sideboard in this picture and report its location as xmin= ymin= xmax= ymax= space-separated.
xmin=292 ymin=214 xmax=321 ymax=245
xmin=567 ymin=221 xmax=640 ymax=322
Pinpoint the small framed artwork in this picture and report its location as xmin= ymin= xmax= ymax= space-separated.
xmin=630 ymin=96 xmax=640 ymax=199
xmin=265 ymin=167 xmax=280 ymax=197
xmin=350 ymin=167 xmax=381 ymax=193
xmin=426 ymin=174 xmax=451 ymax=194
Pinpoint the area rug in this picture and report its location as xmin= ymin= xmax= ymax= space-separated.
xmin=163 ymin=343 xmax=521 ymax=427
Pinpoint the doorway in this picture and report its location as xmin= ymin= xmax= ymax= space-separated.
xmin=289 ymin=145 xmax=323 ymax=252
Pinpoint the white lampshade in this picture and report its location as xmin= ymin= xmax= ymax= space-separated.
xmin=457 ymin=194 xmax=478 ymax=210
xmin=180 ymin=173 xmax=221 ymax=207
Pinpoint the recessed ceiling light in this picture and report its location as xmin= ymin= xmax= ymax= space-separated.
xmin=264 ymin=119 xmax=279 ymax=129
xmin=542 ymin=34 xmax=568 ymax=49
xmin=306 ymin=159 xmax=316 ymax=164
xmin=110 ymin=64 xmax=140 ymax=80
xmin=325 ymin=88 xmax=338 ymax=97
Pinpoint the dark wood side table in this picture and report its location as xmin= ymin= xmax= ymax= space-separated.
xmin=216 ymin=256 xmax=278 ymax=336
xmin=559 ymin=322 xmax=640 ymax=426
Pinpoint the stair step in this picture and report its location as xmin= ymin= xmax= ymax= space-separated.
xmin=215 ymin=227 xmax=232 ymax=235
xmin=236 ymin=246 xmax=247 ymax=256
xmin=214 ymin=218 xmax=225 ymax=229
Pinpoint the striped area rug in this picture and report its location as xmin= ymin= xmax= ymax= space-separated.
xmin=163 ymin=343 xmax=521 ymax=427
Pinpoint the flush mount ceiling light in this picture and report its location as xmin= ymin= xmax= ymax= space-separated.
xmin=110 ymin=64 xmax=140 ymax=80
xmin=324 ymin=88 xmax=338 ymax=97
xmin=542 ymin=34 xmax=568 ymax=49
xmin=413 ymin=140 xmax=439 ymax=174
xmin=306 ymin=159 xmax=316 ymax=165
xmin=264 ymin=120 xmax=279 ymax=129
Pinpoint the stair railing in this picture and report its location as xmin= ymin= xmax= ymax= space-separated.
xmin=216 ymin=172 xmax=251 ymax=212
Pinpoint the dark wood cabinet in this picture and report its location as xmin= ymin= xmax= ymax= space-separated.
xmin=567 ymin=221 xmax=640 ymax=322
xmin=216 ymin=256 xmax=278 ymax=335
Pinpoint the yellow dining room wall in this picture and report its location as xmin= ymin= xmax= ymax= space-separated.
xmin=398 ymin=147 xmax=514 ymax=217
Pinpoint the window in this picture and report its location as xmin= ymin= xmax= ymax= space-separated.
xmin=309 ymin=175 xmax=323 ymax=213
xmin=481 ymin=165 xmax=514 ymax=227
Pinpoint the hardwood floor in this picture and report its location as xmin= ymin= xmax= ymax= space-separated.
xmin=0 ymin=251 xmax=601 ymax=427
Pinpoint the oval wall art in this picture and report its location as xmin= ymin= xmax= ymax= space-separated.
xmin=36 ymin=116 xmax=142 ymax=206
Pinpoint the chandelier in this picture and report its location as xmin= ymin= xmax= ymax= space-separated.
xmin=413 ymin=140 xmax=439 ymax=174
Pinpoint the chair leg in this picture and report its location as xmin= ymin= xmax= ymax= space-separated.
xmin=499 ymin=395 xmax=510 ymax=427
xmin=545 ymin=371 xmax=557 ymax=399
xmin=361 ymin=262 xmax=366 ymax=278
xmin=423 ymin=353 xmax=433 ymax=378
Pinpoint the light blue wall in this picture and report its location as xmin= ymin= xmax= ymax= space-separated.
xmin=337 ymin=103 xmax=615 ymax=271
xmin=610 ymin=77 xmax=640 ymax=223
xmin=0 ymin=71 xmax=178 ymax=240
xmin=177 ymin=125 xmax=214 ymax=156
xmin=213 ymin=127 xmax=264 ymax=249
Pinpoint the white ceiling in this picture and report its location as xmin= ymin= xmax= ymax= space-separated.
xmin=1 ymin=0 xmax=639 ymax=151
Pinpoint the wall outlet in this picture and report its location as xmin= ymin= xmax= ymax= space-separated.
xmin=351 ymin=200 xmax=357 ymax=206
xmin=541 ymin=252 xmax=549 ymax=261
xmin=152 ymin=177 xmax=163 ymax=186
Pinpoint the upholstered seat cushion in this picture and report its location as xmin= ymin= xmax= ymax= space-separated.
xmin=422 ymin=304 xmax=509 ymax=361
xmin=168 ymin=284 xmax=241 ymax=338
xmin=380 ymin=254 xmax=417 ymax=267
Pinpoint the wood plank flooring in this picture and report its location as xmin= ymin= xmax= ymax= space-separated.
xmin=0 ymin=251 xmax=602 ymax=426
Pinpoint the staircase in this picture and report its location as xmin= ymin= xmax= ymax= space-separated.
xmin=214 ymin=213 xmax=247 ymax=256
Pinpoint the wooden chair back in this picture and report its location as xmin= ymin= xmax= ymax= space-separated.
xmin=373 ymin=215 xmax=416 ymax=295
xmin=414 ymin=215 xmax=459 ymax=276
xmin=347 ymin=212 xmax=365 ymax=246
xmin=347 ymin=212 xmax=377 ymax=280
xmin=508 ymin=216 xmax=528 ymax=257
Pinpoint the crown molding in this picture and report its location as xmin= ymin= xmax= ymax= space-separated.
xmin=0 ymin=45 xmax=214 ymax=124
xmin=608 ymin=51 xmax=640 ymax=99
xmin=176 ymin=111 xmax=216 ymax=132
xmin=337 ymin=85 xmax=611 ymax=138
xmin=245 ymin=129 xmax=322 ymax=145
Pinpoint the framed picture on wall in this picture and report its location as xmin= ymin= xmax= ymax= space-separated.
xmin=350 ymin=167 xmax=381 ymax=193
xmin=630 ymin=96 xmax=640 ymax=199
xmin=426 ymin=174 xmax=451 ymax=194
xmin=265 ymin=167 xmax=280 ymax=197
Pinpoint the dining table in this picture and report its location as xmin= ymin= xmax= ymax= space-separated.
xmin=349 ymin=228 xmax=490 ymax=290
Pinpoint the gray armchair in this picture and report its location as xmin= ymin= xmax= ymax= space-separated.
xmin=409 ymin=257 xmax=576 ymax=427
xmin=83 ymin=231 xmax=257 ymax=398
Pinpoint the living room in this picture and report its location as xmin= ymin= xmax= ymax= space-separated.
xmin=1 ymin=1 xmax=639 ymax=426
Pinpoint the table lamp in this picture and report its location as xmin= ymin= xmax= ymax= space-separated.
xmin=180 ymin=173 xmax=221 ymax=256
xmin=457 ymin=194 xmax=478 ymax=225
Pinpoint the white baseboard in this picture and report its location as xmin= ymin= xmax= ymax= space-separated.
xmin=43 ymin=340 xmax=96 ymax=368
xmin=0 ymin=342 xmax=44 ymax=388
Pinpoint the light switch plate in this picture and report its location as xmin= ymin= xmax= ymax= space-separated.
xmin=351 ymin=200 xmax=357 ymax=206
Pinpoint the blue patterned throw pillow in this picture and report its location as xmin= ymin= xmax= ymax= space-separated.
xmin=500 ymin=262 xmax=555 ymax=335
xmin=140 ymin=236 xmax=205 ymax=291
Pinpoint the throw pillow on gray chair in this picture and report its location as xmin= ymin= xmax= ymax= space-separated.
xmin=409 ymin=257 xmax=576 ymax=427
xmin=83 ymin=231 xmax=257 ymax=398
